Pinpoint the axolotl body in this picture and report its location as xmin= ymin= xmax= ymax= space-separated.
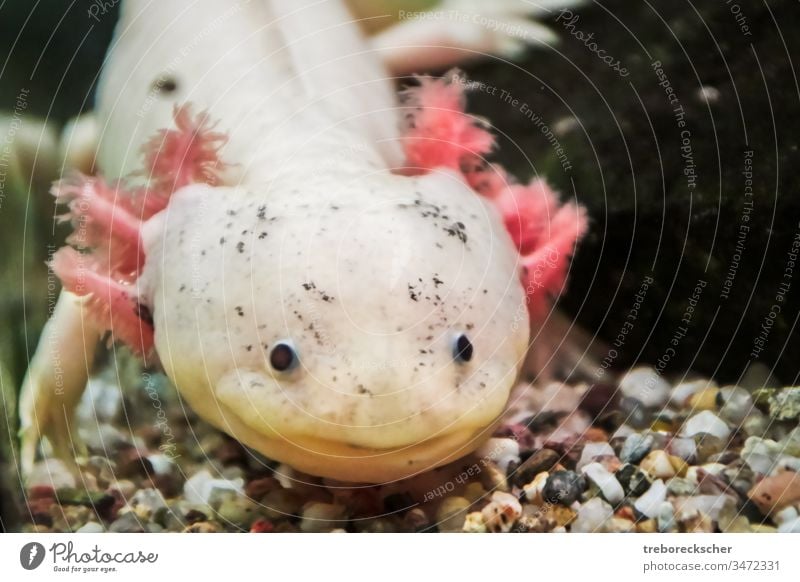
xmin=21 ymin=0 xmax=585 ymax=483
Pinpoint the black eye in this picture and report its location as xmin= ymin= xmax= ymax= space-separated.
xmin=270 ymin=341 xmax=297 ymax=372
xmin=454 ymin=334 xmax=474 ymax=363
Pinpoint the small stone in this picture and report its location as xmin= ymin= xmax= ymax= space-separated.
xmin=76 ymin=522 xmax=104 ymax=533
xmin=777 ymin=517 xmax=800 ymax=533
xmin=616 ymin=464 xmax=652 ymax=497
xmin=718 ymin=504 xmax=752 ymax=533
xmin=249 ymin=518 xmax=275 ymax=533
xmin=481 ymin=491 xmax=522 ymax=533
xmin=115 ymin=446 xmax=155 ymax=479
xmin=742 ymin=437 xmax=786 ymax=475
xmin=670 ymin=379 xmax=716 ymax=406
xmin=261 ymin=489 xmax=304 ymax=520
xmin=717 ymin=386 xmax=754 ymax=424
xmin=183 ymin=470 xmax=244 ymax=509
xmin=667 ymin=437 xmax=698 ymax=462
xmin=619 ymin=367 xmax=671 ymax=408
xmin=27 ymin=459 xmax=76 ymax=490
xmin=689 ymin=387 xmax=720 ymax=411
xmin=634 ymin=480 xmax=667 ymax=518
xmin=183 ymin=521 xmax=222 ymax=533
xmin=570 ymin=497 xmax=614 ymax=533
xmin=129 ymin=488 xmax=168 ymax=520
xmin=218 ymin=497 xmax=260 ymax=529
xmin=768 ymin=387 xmax=800 ymax=420
xmin=779 ymin=427 xmax=800 ymax=456
xmin=513 ymin=448 xmax=560 ymax=486
xmin=547 ymin=505 xmax=577 ymax=527
xmin=404 ymin=508 xmax=430 ymax=532
xmin=109 ymin=511 xmax=149 ymax=533
xmin=742 ymin=410 xmax=770 ymax=437
xmin=656 ymin=501 xmax=676 ymax=532
xmin=543 ymin=471 xmax=586 ymax=506
xmin=300 ymin=502 xmax=347 ymax=533
xmin=694 ymin=434 xmax=726 ymax=462
xmin=640 ymin=450 xmax=677 ymax=479
xmin=667 ymin=477 xmax=697 ymax=496
xmin=581 ymin=463 xmax=624 ymax=505
xmin=461 ymin=511 xmax=487 ymax=533
xmin=747 ymin=470 xmax=800 ymax=515
xmin=618 ymin=397 xmax=651 ymax=429
xmin=477 ymin=438 xmax=520 ymax=474
xmin=577 ymin=441 xmax=616 ymax=470
xmin=675 ymin=494 xmax=734 ymax=521
xmin=608 ymin=517 xmax=636 ymax=532
xmin=682 ymin=411 xmax=731 ymax=441
xmin=522 ymin=471 xmax=550 ymax=506
xmin=620 ymin=433 xmax=654 ymax=464
xmin=436 ymin=497 xmax=471 ymax=532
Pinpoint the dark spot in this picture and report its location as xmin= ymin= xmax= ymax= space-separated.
xmin=433 ymin=276 xmax=444 ymax=288
xmin=302 ymin=282 xmax=316 ymax=291
xmin=135 ymin=303 xmax=154 ymax=325
xmin=408 ymin=284 xmax=419 ymax=302
xmin=153 ymin=76 xmax=178 ymax=94
xmin=258 ymin=232 xmax=268 ymax=240
xmin=220 ymin=237 xmax=226 ymax=245
xmin=237 ymin=242 xmax=245 ymax=254
xmin=235 ymin=306 xmax=244 ymax=317
xmin=257 ymin=206 xmax=267 ymax=220
xmin=444 ymin=222 xmax=468 ymax=243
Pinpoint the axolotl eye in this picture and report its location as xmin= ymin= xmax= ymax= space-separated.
xmin=453 ymin=334 xmax=474 ymax=363
xmin=270 ymin=340 xmax=298 ymax=373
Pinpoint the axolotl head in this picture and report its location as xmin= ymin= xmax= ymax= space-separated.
xmin=142 ymin=169 xmax=530 ymax=483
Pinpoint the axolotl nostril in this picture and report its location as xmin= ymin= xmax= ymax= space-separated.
xmin=20 ymin=0 xmax=586 ymax=483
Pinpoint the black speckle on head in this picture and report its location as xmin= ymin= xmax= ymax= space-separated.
xmin=235 ymin=306 xmax=244 ymax=317
xmin=219 ymin=237 xmax=226 ymax=245
xmin=135 ymin=303 xmax=154 ymax=326
xmin=237 ymin=241 xmax=245 ymax=254
xmin=444 ymin=222 xmax=468 ymax=244
xmin=153 ymin=75 xmax=178 ymax=94
xmin=258 ymin=232 xmax=268 ymax=240
xmin=408 ymin=284 xmax=419 ymax=302
xmin=257 ymin=206 xmax=267 ymax=220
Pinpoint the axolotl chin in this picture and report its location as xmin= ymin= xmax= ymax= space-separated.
xmin=21 ymin=0 xmax=586 ymax=483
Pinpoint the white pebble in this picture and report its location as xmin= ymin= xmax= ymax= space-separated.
xmin=675 ymin=494 xmax=733 ymax=520
xmin=27 ymin=459 xmax=76 ymax=489
xmin=482 ymin=491 xmax=522 ymax=533
xmin=300 ymin=503 xmax=347 ymax=533
xmin=774 ymin=506 xmax=798 ymax=525
xmin=670 ymin=379 xmax=717 ymax=406
xmin=571 ymin=497 xmax=614 ymax=533
xmin=477 ymin=438 xmax=520 ymax=473
xmin=577 ymin=441 xmax=616 ymax=470
xmin=581 ymin=462 xmax=624 ymax=504
xmin=681 ymin=410 xmax=731 ymax=440
xmin=778 ymin=517 xmax=800 ymax=533
xmin=742 ymin=437 xmax=782 ymax=475
xmin=183 ymin=469 xmax=244 ymax=507
xmin=76 ymin=522 xmax=105 ymax=533
xmin=667 ymin=437 xmax=698 ymax=461
xmin=620 ymin=367 xmax=671 ymax=408
xmin=717 ymin=386 xmax=754 ymax=424
xmin=634 ymin=479 xmax=667 ymax=518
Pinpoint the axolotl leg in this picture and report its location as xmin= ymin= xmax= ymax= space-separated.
xmin=19 ymin=107 xmax=226 ymax=477
xmin=370 ymin=0 xmax=588 ymax=76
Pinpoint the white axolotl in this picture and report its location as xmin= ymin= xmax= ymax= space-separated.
xmin=20 ymin=0 xmax=586 ymax=483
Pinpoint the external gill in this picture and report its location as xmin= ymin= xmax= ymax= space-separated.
xmin=400 ymin=71 xmax=588 ymax=320
xmin=50 ymin=105 xmax=229 ymax=356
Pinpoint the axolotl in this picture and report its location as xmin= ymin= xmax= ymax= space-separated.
xmin=20 ymin=0 xmax=586 ymax=483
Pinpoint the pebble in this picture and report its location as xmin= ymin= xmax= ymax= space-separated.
xmin=481 ymin=491 xmax=522 ymax=533
xmin=619 ymin=367 xmax=671 ymax=408
xmin=682 ymin=411 xmax=731 ymax=441
xmin=667 ymin=437 xmax=697 ymax=462
xmin=108 ymin=511 xmax=149 ymax=533
xmin=436 ymin=497 xmax=471 ymax=532
xmin=634 ymin=480 xmax=667 ymax=518
xmin=461 ymin=511 xmax=487 ymax=533
xmin=675 ymin=494 xmax=733 ymax=521
xmin=183 ymin=470 xmax=244 ymax=509
xmin=747 ymin=470 xmax=800 ymax=515
xmin=779 ymin=427 xmax=800 ymax=456
xmin=618 ymin=397 xmax=651 ymax=429
xmin=768 ymin=388 xmax=800 ymax=420
xmin=522 ymin=471 xmax=550 ymax=506
xmin=129 ymin=489 xmax=168 ymax=520
xmin=27 ymin=459 xmax=76 ymax=490
xmin=717 ymin=386 xmax=754 ymax=424
xmin=570 ymin=497 xmax=613 ymax=533
xmin=667 ymin=477 xmax=697 ymax=496
xmin=620 ymin=433 xmax=654 ymax=464
xmin=76 ymin=522 xmax=104 ymax=533
xmin=513 ymin=448 xmax=560 ymax=486
xmin=581 ymin=463 xmax=624 ymax=505
xmin=616 ymin=464 xmax=651 ymax=497
xmin=477 ymin=438 xmax=520 ymax=474
xmin=656 ymin=501 xmax=676 ymax=532
xmin=300 ymin=503 xmax=347 ymax=533
xmin=688 ymin=387 xmax=720 ymax=411
xmin=640 ymin=450 xmax=677 ymax=480
xmin=543 ymin=471 xmax=586 ymax=506
xmin=577 ymin=441 xmax=616 ymax=470
xmin=741 ymin=437 xmax=783 ymax=475
xmin=777 ymin=517 xmax=800 ymax=533
xmin=670 ymin=379 xmax=716 ymax=406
